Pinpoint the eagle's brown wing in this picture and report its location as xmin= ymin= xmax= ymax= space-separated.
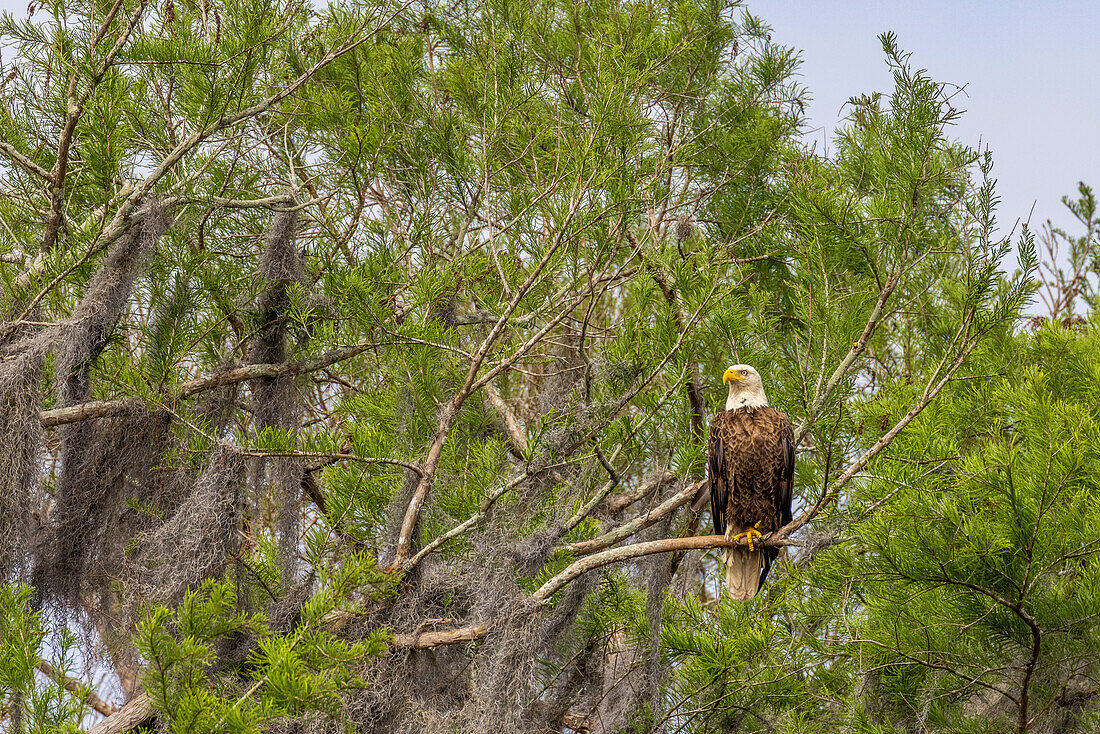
xmin=760 ymin=407 xmax=795 ymax=588
xmin=708 ymin=413 xmax=733 ymax=537
xmin=775 ymin=410 xmax=795 ymax=527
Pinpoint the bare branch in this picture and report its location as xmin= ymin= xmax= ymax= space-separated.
xmin=36 ymin=659 xmax=116 ymax=717
xmin=390 ymin=623 xmax=491 ymax=650
xmin=564 ymin=480 xmax=704 ymax=557
xmin=243 ymin=450 xmax=424 ymax=477
xmin=391 ymin=531 xmax=801 ymax=650
xmin=604 ymin=471 xmax=677 ymax=514
xmin=85 ymin=692 xmax=152 ymax=734
xmin=564 ymin=318 xmax=978 ymax=564
xmin=484 ymin=382 xmax=528 ymax=456
xmin=0 ymin=140 xmax=53 ymax=180
xmin=40 ymin=342 xmax=380 ymax=427
xmin=536 ymin=533 xmax=778 ymax=602
xmin=794 ymin=266 xmax=902 ymax=444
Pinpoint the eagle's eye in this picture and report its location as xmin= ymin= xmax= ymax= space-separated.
xmin=740 ymin=369 xmax=748 ymax=376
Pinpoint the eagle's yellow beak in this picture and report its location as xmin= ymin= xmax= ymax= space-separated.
xmin=723 ymin=368 xmax=744 ymax=384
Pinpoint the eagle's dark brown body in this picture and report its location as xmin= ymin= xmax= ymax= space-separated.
xmin=708 ymin=406 xmax=794 ymax=600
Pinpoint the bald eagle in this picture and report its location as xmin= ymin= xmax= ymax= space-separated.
xmin=708 ymin=365 xmax=794 ymax=600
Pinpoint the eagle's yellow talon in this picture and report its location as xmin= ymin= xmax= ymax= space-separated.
xmin=732 ymin=522 xmax=764 ymax=552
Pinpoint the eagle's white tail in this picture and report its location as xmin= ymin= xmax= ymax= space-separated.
xmin=723 ymin=528 xmax=763 ymax=601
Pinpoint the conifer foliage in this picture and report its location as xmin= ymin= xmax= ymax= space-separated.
xmin=1 ymin=0 xmax=1090 ymax=731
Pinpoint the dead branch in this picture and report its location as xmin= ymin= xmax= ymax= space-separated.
xmin=390 ymin=623 xmax=491 ymax=649
xmin=39 ymin=342 xmax=379 ymax=427
xmin=483 ymin=382 xmax=528 ymax=457
xmin=604 ymin=471 xmax=677 ymax=514
xmin=36 ymin=659 xmax=116 ymax=717
xmin=564 ymin=480 xmax=704 ymax=556
xmin=84 ymin=692 xmax=151 ymax=734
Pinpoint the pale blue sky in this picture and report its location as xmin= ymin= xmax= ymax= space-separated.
xmin=750 ymin=0 xmax=1100 ymax=238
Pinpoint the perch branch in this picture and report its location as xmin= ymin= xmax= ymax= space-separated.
xmin=390 ymin=532 xmax=798 ymax=649
xmin=535 ymin=533 xmax=794 ymax=602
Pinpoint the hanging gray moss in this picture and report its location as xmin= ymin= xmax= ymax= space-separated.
xmin=33 ymin=203 xmax=171 ymax=604
xmin=127 ymin=445 xmax=247 ymax=608
xmin=37 ymin=409 xmax=177 ymax=605
xmin=57 ymin=202 xmax=170 ymax=391
xmin=248 ymin=204 xmax=308 ymax=585
xmin=249 ymin=204 xmax=307 ymax=421
xmin=0 ymin=347 xmax=44 ymax=580
xmin=345 ymin=525 xmax=598 ymax=734
xmin=641 ymin=511 xmax=673 ymax=721
xmin=382 ymin=385 xmax=422 ymax=566
xmin=1 ymin=204 xmax=168 ymax=581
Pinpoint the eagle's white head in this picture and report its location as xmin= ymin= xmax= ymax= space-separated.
xmin=723 ymin=364 xmax=769 ymax=411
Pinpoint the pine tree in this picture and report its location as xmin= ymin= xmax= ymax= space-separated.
xmin=0 ymin=0 xmax=1049 ymax=731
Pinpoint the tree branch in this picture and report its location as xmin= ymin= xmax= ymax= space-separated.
xmin=390 ymin=623 xmax=491 ymax=649
xmin=391 ymin=532 xmax=799 ymax=649
xmin=36 ymin=659 xmax=116 ymax=717
xmin=40 ymin=342 xmax=379 ymax=427
xmin=42 ymin=0 xmax=143 ymax=253
xmin=84 ymin=692 xmax=152 ymax=734
xmin=776 ymin=320 xmax=986 ymax=542
xmin=537 ymin=534 xmax=743 ymax=602
xmin=483 ymin=382 xmax=528 ymax=456
xmin=0 ymin=140 xmax=53 ymax=180
xmin=62 ymin=1 xmax=411 ymax=297
xmin=563 ymin=479 xmax=703 ymax=556
xmin=794 ymin=266 xmax=901 ymax=444
xmin=604 ymin=471 xmax=677 ymax=514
